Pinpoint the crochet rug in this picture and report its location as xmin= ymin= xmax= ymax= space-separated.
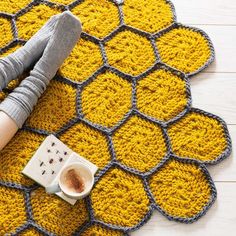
xmin=0 ymin=0 xmax=232 ymax=235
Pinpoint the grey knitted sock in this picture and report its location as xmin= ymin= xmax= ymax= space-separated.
xmin=0 ymin=11 xmax=82 ymax=128
xmin=0 ymin=13 xmax=60 ymax=91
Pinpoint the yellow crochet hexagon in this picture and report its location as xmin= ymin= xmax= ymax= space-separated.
xmin=81 ymin=71 xmax=132 ymax=128
xmin=168 ymin=111 xmax=228 ymax=162
xmin=156 ymin=26 xmax=212 ymax=74
xmin=0 ymin=0 xmax=31 ymax=14
xmin=59 ymin=122 xmax=111 ymax=169
xmin=31 ymin=187 xmax=88 ymax=235
xmin=149 ymin=159 xmax=212 ymax=218
xmin=25 ymin=80 xmax=76 ymax=132
xmin=71 ymin=0 xmax=119 ymax=39
xmin=137 ymin=69 xmax=188 ymax=122
xmin=59 ymin=39 xmax=103 ymax=82
xmin=0 ymin=17 xmax=13 ymax=48
xmin=81 ymin=224 xmax=123 ymax=236
xmin=16 ymin=4 xmax=61 ymax=40
xmin=123 ymin=0 xmax=174 ymax=33
xmin=0 ymin=186 xmax=27 ymax=235
xmin=105 ymin=30 xmax=156 ymax=76
xmin=0 ymin=130 xmax=44 ymax=186
xmin=19 ymin=228 xmax=43 ymax=236
xmin=113 ymin=116 xmax=167 ymax=172
xmin=91 ymin=167 xmax=150 ymax=227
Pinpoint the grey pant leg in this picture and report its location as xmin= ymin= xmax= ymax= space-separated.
xmin=0 ymin=13 xmax=60 ymax=91
xmin=0 ymin=11 xmax=82 ymax=129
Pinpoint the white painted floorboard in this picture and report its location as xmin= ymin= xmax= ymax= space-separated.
xmin=173 ymin=0 xmax=236 ymax=25
xmin=133 ymin=183 xmax=236 ymax=236
xmin=191 ymin=73 xmax=236 ymax=124
xmin=131 ymin=0 xmax=236 ymax=235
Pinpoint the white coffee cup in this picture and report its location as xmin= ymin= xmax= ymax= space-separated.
xmin=45 ymin=162 xmax=94 ymax=199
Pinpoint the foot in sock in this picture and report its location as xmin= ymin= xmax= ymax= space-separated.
xmin=0 ymin=11 xmax=82 ymax=128
xmin=0 ymin=13 xmax=60 ymax=91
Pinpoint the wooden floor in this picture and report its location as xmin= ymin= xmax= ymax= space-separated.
xmin=133 ymin=0 xmax=236 ymax=235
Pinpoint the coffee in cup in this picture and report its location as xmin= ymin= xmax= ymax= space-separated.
xmin=46 ymin=162 xmax=94 ymax=199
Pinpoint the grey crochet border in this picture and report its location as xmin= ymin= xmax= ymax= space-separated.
xmin=0 ymin=0 xmax=232 ymax=235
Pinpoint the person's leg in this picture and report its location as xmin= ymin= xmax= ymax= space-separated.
xmin=0 ymin=13 xmax=60 ymax=91
xmin=0 ymin=11 xmax=82 ymax=150
xmin=0 ymin=13 xmax=60 ymax=150
xmin=0 ymin=112 xmax=18 ymax=150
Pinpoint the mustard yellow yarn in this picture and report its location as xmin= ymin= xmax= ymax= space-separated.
xmin=0 ymin=18 xmax=13 ymax=48
xmin=71 ymin=0 xmax=119 ymax=39
xmin=149 ymin=159 xmax=211 ymax=218
xmin=19 ymin=228 xmax=43 ymax=236
xmin=81 ymin=71 xmax=132 ymax=127
xmin=25 ymin=80 xmax=76 ymax=132
xmin=168 ymin=111 xmax=227 ymax=162
xmin=113 ymin=116 xmax=167 ymax=172
xmin=31 ymin=188 xmax=88 ymax=235
xmin=137 ymin=69 xmax=188 ymax=121
xmin=91 ymin=168 xmax=150 ymax=227
xmin=60 ymin=122 xmax=111 ymax=169
xmin=0 ymin=90 xmax=7 ymax=101
xmin=0 ymin=0 xmax=31 ymax=14
xmin=123 ymin=0 xmax=174 ymax=33
xmin=0 ymin=75 xmax=24 ymax=100
xmin=0 ymin=0 xmax=227 ymax=235
xmin=105 ymin=30 xmax=156 ymax=76
xmin=0 ymin=130 xmax=44 ymax=186
xmin=51 ymin=0 xmax=74 ymax=4
xmin=59 ymin=38 xmax=103 ymax=82
xmin=81 ymin=225 xmax=123 ymax=236
xmin=156 ymin=26 xmax=212 ymax=74
xmin=17 ymin=4 xmax=61 ymax=40
xmin=0 ymin=186 xmax=27 ymax=235
xmin=0 ymin=44 xmax=21 ymax=57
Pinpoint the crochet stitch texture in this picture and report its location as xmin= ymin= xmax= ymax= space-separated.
xmin=0 ymin=0 xmax=232 ymax=235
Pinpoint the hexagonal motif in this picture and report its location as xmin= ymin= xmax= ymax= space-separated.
xmin=156 ymin=26 xmax=212 ymax=74
xmin=123 ymin=0 xmax=174 ymax=33
xmin=59 ymin=122 xmax=111 ymax=169
xmin=91 ymin=167 xmax=150 ymax=227
xmin=168 ymin=110 xmax=229 ymax=163
xmin=149 ymin=159 xmax=213 ymax=219
xmin=81 ymin=224 xmax=123 ymax=236
xmin=71 ymin=0 xmax=120 ymax=39
xmin=0 ymin=17 xmax=13 ymax=48
xmin=105 ymin=30 xmax=156 ymax=76
xmin=137 ymin=68 xmax=188 ymax=122
xmin=25 ymin=80 xmax=77 ymax=132
xmin=0 ymin=186 xmax=27 ymax=235
xmin=113 ymin=116 xmax=167 ymax=172
xmin=81 ymin=71 xmax=132 ymax=128
xmin=31 ymin=187 xmax=88 ymax=235
xmin=16 ymin=4 xmax=61 ymax=40
xmin=0 ymin=0 xmax=231 ymax=234
xmin=59 ymin=38 xmax=103 ymax=82
xmin=0 ymin=0 xmax=31 ymax=14
xmin=0 ymin=130 xmax=44 ymax=186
